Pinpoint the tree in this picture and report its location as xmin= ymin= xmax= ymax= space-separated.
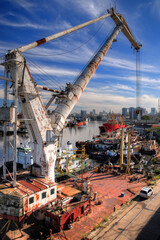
xmin=141 ymin=115 xmax=150 ymax=120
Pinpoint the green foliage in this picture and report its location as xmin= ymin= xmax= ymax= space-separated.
xmin=141 ymin=115 xmax=150 ymax=120
xmin=153 ymin=175 xmax=160 ymax=181
xmin=147 ymin=181 xmax=156 ymax=186
xmin=154 ymin=168 xmax=160 ymax=174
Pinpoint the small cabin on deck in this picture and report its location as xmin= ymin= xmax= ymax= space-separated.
xmin=0 ymin=177 xmax=57 ymax=222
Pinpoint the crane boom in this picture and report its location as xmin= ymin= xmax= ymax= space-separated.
xmin=108 ymin=8 xmax=141 ymax=51
xmin=14 ymin=13 xmax=111 ymax=53
xmin=51 ymin=25 xmax=123 ymax=132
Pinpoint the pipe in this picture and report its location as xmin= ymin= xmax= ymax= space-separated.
xmin=0 ymin=76 xmax=13 ymax=82
xmin=120 ymin=128 xmax=124 ymax=170
xmin=126 ymin=129 xmax=131 ymax=174
xmin=15 ymin=13 xmax=111 ymax=53
xmin=36 ymin=85 xmax=61 ymax=93
xmin=3 ymin=70 xmax=8 ymax=180
xmin=52 ymin=24 xmax=123 ymax=132
xmin=45 ymin=95 xmax=56 ymax=110
xmin=13 ymin=68 xmax=18 ymax=187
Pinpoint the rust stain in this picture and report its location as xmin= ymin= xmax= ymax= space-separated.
xmin=24 ymin=198 xmax=28 ymax=213
xmin=74 ymin=94 xmax=78 ymax=102
xmin=36 ymin=38 xmax=47 ymax=46
xmin=82 ymin=81 xmax=88 ymax=91
xmin=31 ymin=180 xmax=47 ymax=191
xmin=36 ymin=194 xmax=39 ymax=201
xmin=19 ymin=180 xmax=41 ymax=193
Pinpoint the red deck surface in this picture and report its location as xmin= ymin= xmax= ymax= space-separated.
xmin=53 ymin=171 xmax=146 ymax=240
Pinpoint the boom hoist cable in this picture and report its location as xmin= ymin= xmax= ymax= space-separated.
xmin=136 ymin=50 xmax=141 ymax=118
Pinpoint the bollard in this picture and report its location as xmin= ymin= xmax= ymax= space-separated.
xmin=94 ymin=192 xmax=97 ymax=200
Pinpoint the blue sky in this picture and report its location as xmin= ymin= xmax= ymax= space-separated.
xmin=0 ymin=0 xmax=160 ymax=114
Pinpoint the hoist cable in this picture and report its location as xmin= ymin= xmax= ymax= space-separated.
xmin=25 ymin=56 xmax=64 ymax=89
xmin=136 ymin=50 xmax=141 ymax=109
xmin=72 ymin=27 xmax=114 ymax=85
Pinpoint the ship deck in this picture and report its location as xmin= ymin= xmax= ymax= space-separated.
xmin=54 ymin=171 xmax=146 ymax=240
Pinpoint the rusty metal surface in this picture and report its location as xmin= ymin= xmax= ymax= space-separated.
xmin=31 ymin=179 xmax=47 ymax=190
xmin=19 ymin=180 xmax=41 ymax=193
xmin=17 ymin=184 xmax=34 ymax=195
xmin=36 ymin=178 xmax=56 ymax=187
xmin=58 ymin=185 xmax=81 ymax=197
xmin=46 ymin=200 xmax=91 ymax=231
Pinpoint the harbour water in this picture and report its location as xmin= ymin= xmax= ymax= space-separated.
xmin=0 ymin=121 xmax=102 ymax=165
xmin=62 ymin=120 xmax=102 ymax=148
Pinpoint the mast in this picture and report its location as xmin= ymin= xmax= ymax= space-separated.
xmin=126 ymin=129 xmax=131 ymax=174
xmin=120 ymin=128 xmax=124 ymax=171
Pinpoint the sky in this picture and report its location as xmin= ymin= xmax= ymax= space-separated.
xmin=0 ymin=0 xmax=160 ymax=114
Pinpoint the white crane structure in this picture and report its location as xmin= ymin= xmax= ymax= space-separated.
xmin=0 ymin=8 xmax=141 ymax=186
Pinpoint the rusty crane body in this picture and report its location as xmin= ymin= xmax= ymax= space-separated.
xmin=0 ymin=8 xmax=141 ymax=187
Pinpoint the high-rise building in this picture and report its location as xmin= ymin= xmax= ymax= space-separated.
xmin=92 ymin=109 xmax=96 ymax=115
xmin=122 ymin=108 xmax=128 ymax=117
xmin=81 ymin=110 xmax=87 ymax=118
xmin=129 ymin=107 xmax=135 ymax=119
xmin=151 ymin=108 xmax=156 ymax=115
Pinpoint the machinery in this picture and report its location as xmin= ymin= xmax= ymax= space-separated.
xmin=0 ymin=8 xmax=141 ymax=187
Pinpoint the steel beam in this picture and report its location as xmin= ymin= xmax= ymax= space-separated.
xmin=13 ymin=68 xmax=18 ymax=187
xmin=120 ymin=128 xmax=124 ymax=170
xmin=0 ymin=76 xmax=13 ymax=82
xmin=3 ymin=71 xmax=8 ymax=180
xmin=109 ymin=8 xmax=142 ymax=51
xmin=14 ymin=13 xmax=111 ymax=53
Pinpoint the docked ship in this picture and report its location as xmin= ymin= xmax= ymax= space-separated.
xmin=99 ymin=113 xmax=125 ymax=134
xmin=55 ymin=142 xmax=92 ymax=177
xmin=76 ymin=117 xmax=86 ymax=127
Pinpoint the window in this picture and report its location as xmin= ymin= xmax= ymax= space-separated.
xmin=50 ymin=188 xmax=55 ymax=195
xmin=42 ymin=192 xmax=46 ymax=199
xmin=29 ymin=197 xmax=34 ymax=204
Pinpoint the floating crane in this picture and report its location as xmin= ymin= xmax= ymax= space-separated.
xmin=0 ymin=8 xmax=141 ymax=187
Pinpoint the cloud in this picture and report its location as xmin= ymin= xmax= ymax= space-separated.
xmin=114 ymin=84 xmax=134 ymax=91
xmin=74 ymin=89 xmax=158 ymax=113
xmin=0 ymin=18 xmax=50 ymax=29
xmin=54 ymin=0 xmax=115 ymax=18
xmin=152 ymin=0 xmax=160 ymax=17
xmin=30 ymin=65 xmax=78 ymax=77
xmin=5 ymin=0 xmax=36 ymax=13
xmin=13 ymin=0 xmax=34 ymax=11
